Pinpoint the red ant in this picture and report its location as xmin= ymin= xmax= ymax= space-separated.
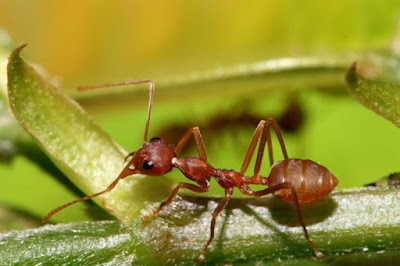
xmin=43 ymin=80 xmax=338 ymax=263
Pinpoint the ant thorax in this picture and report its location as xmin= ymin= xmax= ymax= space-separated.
xmin=173 ymin=157 xmax=213 ymax=187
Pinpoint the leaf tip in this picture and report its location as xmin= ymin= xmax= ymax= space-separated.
xmin=7 ymin=43 xmax=28 ymax=74
xmin=17 ymin=42 xmax=28 ymax=51
xmin=9 ymin=43 xmax=27 ymax=60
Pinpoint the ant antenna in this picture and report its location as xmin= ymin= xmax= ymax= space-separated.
xmin=78 ymin=80 xmax=155 ymax=142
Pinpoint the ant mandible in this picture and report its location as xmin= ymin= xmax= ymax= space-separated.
xmin=43 ymin=80 xmax=339 ymax=263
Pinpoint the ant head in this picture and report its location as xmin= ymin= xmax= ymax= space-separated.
xmin=130 ymin=137 xmax=176 ymax=176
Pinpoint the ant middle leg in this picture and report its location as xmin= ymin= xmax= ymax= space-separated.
xmin=142 ymin=182 xmax=209 ymax=222
xmin=198 ymin=187 xmax=233 ymax=263
xmin=251 ymin=183 xmax=324 ymax=258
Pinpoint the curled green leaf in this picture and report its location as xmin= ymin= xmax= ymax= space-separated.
xmin=346 ymin=62 xmax=400 ymax=127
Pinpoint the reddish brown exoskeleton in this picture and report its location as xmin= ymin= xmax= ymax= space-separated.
xmin=43 ymin=80 xmax=338 ymax=263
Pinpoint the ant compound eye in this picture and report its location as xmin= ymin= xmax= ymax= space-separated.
xmin=142 ymin=160 xmax=154 ymax=170
xmin=150 ymin=137 xmax=161 ymax=142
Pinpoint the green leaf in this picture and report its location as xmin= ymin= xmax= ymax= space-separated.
xmin=346 ymin=61 xmax=400 ymax=127
xmin=0 ymin=36 xmax=103 ymax=222
xmin=7 ymin=45 xmax=174 ymax=223
xmin=1 ymin=188 xmax=400 ymax=264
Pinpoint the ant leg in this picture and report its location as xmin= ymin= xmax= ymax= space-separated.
xmin=252 ymin=120 xmax=272 ymax=175
xmin=252 ymin=183 xmax=324 ymax=258
xmin=175 ymin=127 xmax=207 ymax=161
xmin=242 ymin=118 xmax=290 ymax=183
xmin=253 ymin=117 xmax=290 ymax=175
xmin=198 ymin=187 xmax=233 ymax=263
xmin=266 ymin=117 xmax=289 ymax=163
xmin=142 ymin=182 xmax=209 ymax=222
xmin=240 ymin=120 xmax=265 ymax=175
xmin=43 ymin=160 xmax=138 ymax=223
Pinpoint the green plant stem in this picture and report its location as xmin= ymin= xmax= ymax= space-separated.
xmin=1 ymin=188 xmax=400 ymax=264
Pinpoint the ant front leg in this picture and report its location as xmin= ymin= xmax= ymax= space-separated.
xmin=198 ymin=187 xmax=233 ymax=263
xmin=142 ymin=182 xmax=209 ymax=222
xmin=252 ymin=183 xmax=324 ymax=258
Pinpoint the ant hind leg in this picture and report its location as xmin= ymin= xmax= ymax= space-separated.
xmin=252 ymin=183 xmax=324 ymax=258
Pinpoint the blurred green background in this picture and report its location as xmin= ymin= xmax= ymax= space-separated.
xmin=1 ymin=0 xmax=400 ymax=224
xmin=1 ymin=1 xmax=400 ymax=83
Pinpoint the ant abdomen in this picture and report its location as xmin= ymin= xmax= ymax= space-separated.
xmin=268 ymin=159 xmax=339 ymax=204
